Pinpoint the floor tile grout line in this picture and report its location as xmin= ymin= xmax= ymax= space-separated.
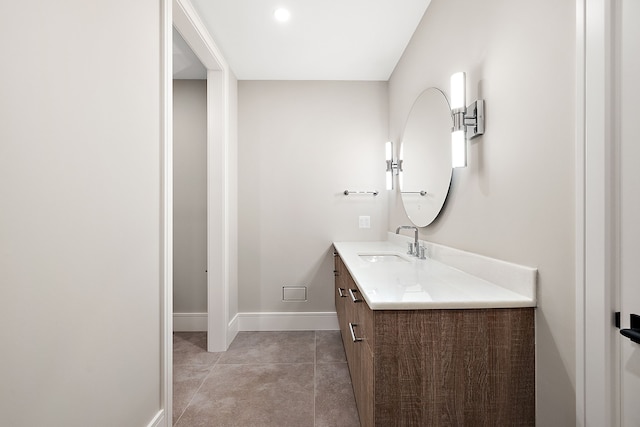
xmin=173 ymin=331 xmax=354 ymax=426
xmin=173 ymin=350 xmax=222 ymax=426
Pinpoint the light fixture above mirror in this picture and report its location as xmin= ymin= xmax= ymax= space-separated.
xmin=450 ymin=72 xmax=485 ymax=168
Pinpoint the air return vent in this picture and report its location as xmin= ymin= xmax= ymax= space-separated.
xmin=282 ymin=286 xmax=307 ymax=302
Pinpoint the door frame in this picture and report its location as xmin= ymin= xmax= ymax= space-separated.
xmin=160 ymin=0 xmax=172 ymax=424
xmin=576 ymin=0 xmax=620 ymax=425
xmin=160 ymin=0 xmax=234 ymax=422
xmin=172 ymin=0 xmax=233 ymax=354
xmin=170 ymin=0 xmax=234 ymax=353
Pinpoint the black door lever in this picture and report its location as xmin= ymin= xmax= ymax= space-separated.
xmin=620 ymin=314 xmax=640 ymax=344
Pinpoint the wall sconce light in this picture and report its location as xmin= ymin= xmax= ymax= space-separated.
xmin=385 ymin=141 xmax=402 ymax=190
xmin=450 ymin=72 xmax=485 ymax=168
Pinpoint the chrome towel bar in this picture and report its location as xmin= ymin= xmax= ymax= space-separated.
xmin=343 ymin=190 xmax=379 ymax=196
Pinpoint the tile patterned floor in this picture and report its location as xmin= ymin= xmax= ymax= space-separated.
xmin=173 ymin=331 xmax=360 ymax=427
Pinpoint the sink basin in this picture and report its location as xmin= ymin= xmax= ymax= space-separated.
xmin=359 ymin=254 xmax=410 ymax=263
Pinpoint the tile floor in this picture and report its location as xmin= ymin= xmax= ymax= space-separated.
xmin=173 ymin=330 xmax=360 ymax=427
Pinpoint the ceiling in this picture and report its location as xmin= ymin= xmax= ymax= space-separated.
xmin=175 ymin=0 xmax=431 ymax=81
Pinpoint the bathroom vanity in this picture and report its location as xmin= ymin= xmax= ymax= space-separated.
xmin=333 ymin=238 xmax=536 ymax=426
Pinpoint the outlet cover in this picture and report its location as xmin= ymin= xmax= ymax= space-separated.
xmin=282 ymin=286 xmax=307 ymax=302
xmin=359 ymin=216 xmax=371 ymax=229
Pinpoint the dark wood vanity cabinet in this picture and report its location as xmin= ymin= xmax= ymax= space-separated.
xmin=335 ymin=254 xmax=374 ymax=426
xmin=334 ymin=253 xmax=535 ymax=427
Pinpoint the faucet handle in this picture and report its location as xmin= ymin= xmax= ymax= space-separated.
xmin=407 ymin=242 xmax=414 ymax=255
xmin=418 ymin=245 xmax=426 ymax=259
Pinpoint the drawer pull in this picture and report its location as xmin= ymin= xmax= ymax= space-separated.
xmin=348 ymin=288 xmax=362 ymax=303
xmin=349 ymin=322 xmax=363 ymax=342
xmin=337 ymin=287 xmax=347 ymax=298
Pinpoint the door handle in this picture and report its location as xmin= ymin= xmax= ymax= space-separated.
xmin=620 ymin=314 xmax=640 ymax=344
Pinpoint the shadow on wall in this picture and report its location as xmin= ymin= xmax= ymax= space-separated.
xmin=283 ymin=247 xmax=336 ymax=311
xmin=535 ymin=309 xmax=575 ymax=426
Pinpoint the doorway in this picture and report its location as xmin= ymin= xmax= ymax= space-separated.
xmin=173 ymin=28 xmax=208 ymax=332
xmin=577 ymin=0 xmax=640 ymax=425
xmin=614 ymin=0 xmax=640 ymax=424
xmin=161 ymin=0 xmax=237 ymax=423
xmin=172 ymin=0 xmax=236 ymax=353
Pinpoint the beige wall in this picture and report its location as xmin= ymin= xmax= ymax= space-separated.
xmin=388 ymin=0 xmax=576 ymax=424
xmin=0 ymin=0 xmax=164 ymax=425
xmin=173 ymin=79 xmax=207 ymax=313
xmin=238 ymin=81 xmax=389 ymax=313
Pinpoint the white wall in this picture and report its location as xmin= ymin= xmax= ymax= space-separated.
xmin=173 ymin=80 xmax=207 ymax=314
xmin=238 ymin=81 xmax=388 ymax=314
xmin=388 ymin=0 xmax=576 ymax=424
xmin=0 ymin=1 xmax=164 ymax=425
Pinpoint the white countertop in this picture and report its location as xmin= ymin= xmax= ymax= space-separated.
xmin=333 ymin=239 xmax=537 ymax=310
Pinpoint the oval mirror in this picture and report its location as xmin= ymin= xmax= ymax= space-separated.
xmin=399 ymin=87 xmax=453 ymax=227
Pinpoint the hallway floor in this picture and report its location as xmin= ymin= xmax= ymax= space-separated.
xmin=173 ymin=330 xmax=360 ymax=426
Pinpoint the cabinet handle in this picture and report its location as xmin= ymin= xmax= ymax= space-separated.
xmin=333 ymin=269 xmax=339 ymax=277
xmin=349 ymin=322 xmax=363 ymax=342
xmin=348 ymin=288 xmax=362 ymax=303
xmin=337 ymin=287 xmax=347 ymax=298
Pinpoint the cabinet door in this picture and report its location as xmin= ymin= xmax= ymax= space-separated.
xmin=334 ymin=255 xmax=348 ymax=325
xmin=343 ymin=274 xmax=359 ymax=370
xmin=345 ymin=279 xmax=373 ymax=351
xmin=334 ymin=255 xmax=355 ymax=395
xmin=345 ymin=278 xmax=375 ymax=426
xmin=353 ymin=336 xmax=374 ymax=427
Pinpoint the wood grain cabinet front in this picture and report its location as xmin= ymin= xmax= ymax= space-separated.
xmin=333 ymin=252 xmax=535 ymax=427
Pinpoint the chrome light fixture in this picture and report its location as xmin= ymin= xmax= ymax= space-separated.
xmin=385 ymin=141 xmax=402 ymax=190
xmin=450 ymin=72 xmax=485 ymax=168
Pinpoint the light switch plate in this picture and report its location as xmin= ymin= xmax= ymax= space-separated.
xmin=359 ymin=216 xmax=371 ymax=229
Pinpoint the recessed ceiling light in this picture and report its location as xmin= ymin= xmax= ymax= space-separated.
xmin=274 ymin=8 xmax=291 ymax=22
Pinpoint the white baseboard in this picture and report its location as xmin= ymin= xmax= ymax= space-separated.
xmin=173 ymin=312 xmax=207 ymax=332
xmin=237 ymin=312 xmax=339 ymax=331
xmin=147 ymin=409 xmax=164 ymax=427
xmin=174 ymin=311 xmax=338 ymax=334
xmin=227 ymin=313 xmax=239 ymax=347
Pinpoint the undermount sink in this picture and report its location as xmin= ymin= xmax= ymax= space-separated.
xmin=359 ymin=254 xmax=410 ymax=263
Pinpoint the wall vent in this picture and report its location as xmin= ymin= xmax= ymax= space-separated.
xmin=282 ymin=286 xmax=307 ymax=302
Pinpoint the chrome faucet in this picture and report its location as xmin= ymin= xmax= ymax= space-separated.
xmin=396 ymin=225 xmax=419 ymax=256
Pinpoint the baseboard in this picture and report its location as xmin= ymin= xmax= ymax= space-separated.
xmin=237 ymin=312 xmax=339 ymax=331
xmin=175 ymin=311 xmax=337 ymax=334
xmin=147 ymin=409 xmax=164 ymax=427
xmin=173 ymin=312 xmax=207 ymax=332
xmin=227 ymin=313 xmax=239 ymax=347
